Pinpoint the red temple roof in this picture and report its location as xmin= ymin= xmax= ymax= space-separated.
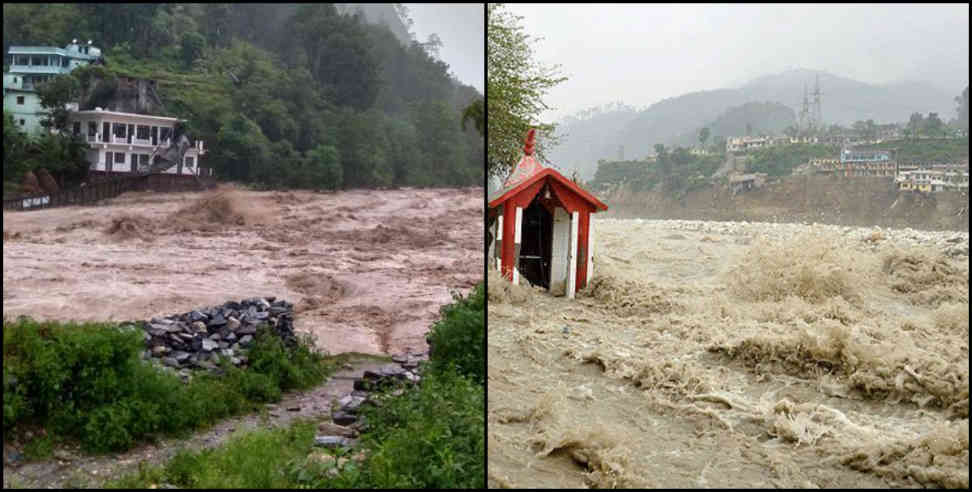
xmin=488 ymin=129 xmax=607 ymax=212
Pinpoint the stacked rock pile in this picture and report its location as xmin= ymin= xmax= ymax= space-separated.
xmin=127 ymin=297 xmax=296 ymax=378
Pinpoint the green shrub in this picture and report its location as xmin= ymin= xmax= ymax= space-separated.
xmin=246 ymin=329 xmax=328 ymax=392
xmin=106 ymin=420 xmax=318 ymax=489
xmin=425 ymin=283 xmax=485 ymax=384
xmin=338 ymin=368 xmax=485 ymax=488
xmin=2 ymin=317 xmax=331 ymax=454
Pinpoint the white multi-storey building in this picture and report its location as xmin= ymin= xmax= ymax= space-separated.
xmin=68 ymin=108 xmax=209 ymax=178
xmin=896 ymin=169 xmax=969 ymax=193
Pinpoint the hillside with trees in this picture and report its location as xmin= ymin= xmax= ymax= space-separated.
xmin=2 ymin=3 xmax=483 ymax=193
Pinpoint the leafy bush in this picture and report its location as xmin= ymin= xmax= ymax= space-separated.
xmin=107 ymin=420 xmax=318 ymax=489
xmin=747 ymin=143 xmax=838 ymax=177
xmin=424 ymin=283 xmax=485 ymax=384
xmin=344 ymin=367 xmax=486 ymax=489
xmin=2 ymin=317 xmax=331 ymax=453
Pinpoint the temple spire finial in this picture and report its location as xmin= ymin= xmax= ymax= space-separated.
xmin=524 ymin=128 xmax=536 ymax=156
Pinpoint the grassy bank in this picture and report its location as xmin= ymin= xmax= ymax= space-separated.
xmin=106 ymin=282 xmax=486 ymax=489
xmin=3 ymin=317 xmax=333 ymax=454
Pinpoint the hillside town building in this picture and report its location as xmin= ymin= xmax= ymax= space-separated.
xmin=728 ymin=172 xmax=767 ymax=194
xmin=809 ymin=149 xmax=896 ymax=177
xmin=726 ymin=135 xmax=820 ymax=153
xmin=896 ymin=168 xmax=969 ymax=192
xmin=3 ymin=40 xmax=103 ymax=135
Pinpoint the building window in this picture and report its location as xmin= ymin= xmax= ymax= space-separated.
xmin=19 ymin=119 xmax=25 ymax=126
xmin=140 ymin=154 xmax=150 ymax=167
xmin=160 ymin=127 xmax=172 ymax=143
xmin=131 ymin=153 xmax=138 ymax=172
xmin=136 ymin=125 xmax=150 ymax=140
xmin=88 ymin=121 xmax=97 ymax=137
xmin=115 ymin=152 xmax=126 ymax=164
xmin=113 ymin=123 xmax=126 ymax=139
xmin=73 ymin=121 xmax=81 ymax=136
xmin=16 ymin=96 xmax=24 ymax=105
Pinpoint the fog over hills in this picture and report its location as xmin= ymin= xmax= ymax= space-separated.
xmin=550 ymin=69 xmax=957 ymax=179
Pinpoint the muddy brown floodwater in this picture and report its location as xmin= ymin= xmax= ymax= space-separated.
xmin=2 ymin=185 xmax=483 ymax=356
xmin=488 ymin=218 xmax=968 ymax=489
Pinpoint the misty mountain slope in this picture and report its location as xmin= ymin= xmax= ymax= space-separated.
xmin=548 ymin=102 xmax=641 ymax=174
xmin=707 ymin=102 xmax=796 ymax=139
xmin=550 ymin=69 xmax=956 ymax=179
xmin=742 ymin=69 xmax=953 ymax=124
xmin=619 ymin=88 xmax=750 ymax=157
xmin=337 ymin=3 xmax=412 ymax=45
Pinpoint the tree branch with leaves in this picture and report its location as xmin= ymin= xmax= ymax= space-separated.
xmin=487 ymin=3 xmax=566 ymax=180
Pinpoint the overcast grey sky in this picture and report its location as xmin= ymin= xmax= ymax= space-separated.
xmin=504 ymin=3 xmax=969 ymax=122
xmin=406 ymin=3 xmax=484 ymax=92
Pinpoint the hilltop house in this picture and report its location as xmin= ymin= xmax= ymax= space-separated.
xmin=3 ymin=40 xmax=103 ymax=135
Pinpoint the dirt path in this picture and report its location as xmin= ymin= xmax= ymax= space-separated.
xmin=2 ymin=356 xmax=391 ymax=489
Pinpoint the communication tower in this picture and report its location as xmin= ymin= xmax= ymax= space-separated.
xmin=812 ymin=74 xmax=823 ymax=131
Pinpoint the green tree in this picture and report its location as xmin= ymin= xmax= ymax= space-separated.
xmin=486 ymin=3 xmax=566 ymax=179
xmin=24 ymin=133 xmax=90 ymax=185
xmin=924 ymin=112 xmax=944 ymax=137
xmin=36 ymin=73 xmax=81 ymax=133
xmin=698 ymin=127 xmax=710 ymax=150
xmin=654 ymin=144 xmax=672 ymax=178
xmin=3 ymin=111 xmax=30 ymax=183
xmin=304 ymin=144 xmax=342 ymax=190
xmin=212 ymin=114 xmax=271 ymax=182
xmin=908 ymin=112 xmax=924 ymax=141
xmin=865 ymin=119 xmax=877 ymax=141
xmin=287 ymin=4 xmax=382 ymax=111
xmin=180 ymin=31 xmax=205 ymax=68
xmin=461 ymin=98 xmax=485 ymax=137
xmin=955 ymin=86 xmax=969 ymax=132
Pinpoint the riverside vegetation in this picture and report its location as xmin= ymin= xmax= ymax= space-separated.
xmin=3 ymin=283 xmax=485 ymax=488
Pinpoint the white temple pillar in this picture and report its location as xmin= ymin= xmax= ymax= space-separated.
xmin=513 ymin=206 xmax=523 ymax=285
xmin=567 ymin=210 xmax=579 ymax=298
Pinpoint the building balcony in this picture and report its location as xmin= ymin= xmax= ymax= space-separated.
xmin=7 ymin=65 xmax=71 ymax=76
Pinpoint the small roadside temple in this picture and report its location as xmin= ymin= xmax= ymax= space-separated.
xmin=488 ymin=129 xmax=608 ymax=298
